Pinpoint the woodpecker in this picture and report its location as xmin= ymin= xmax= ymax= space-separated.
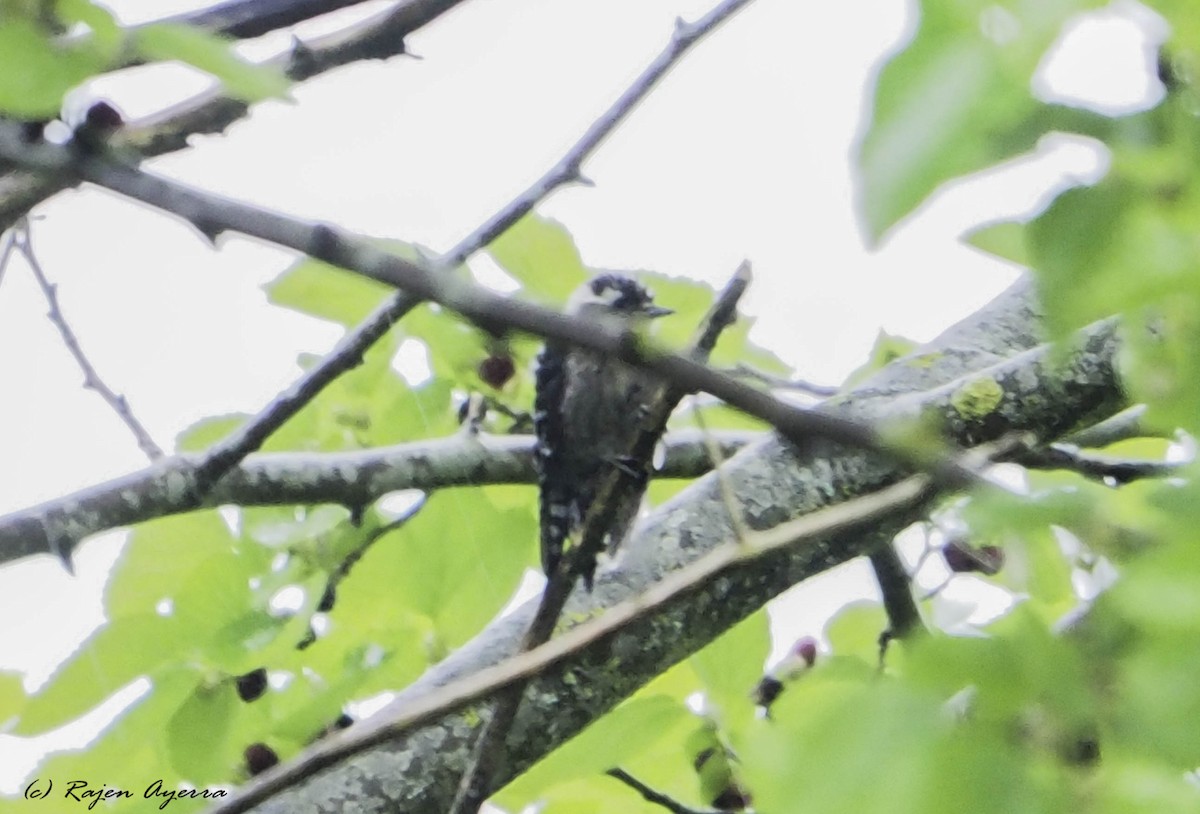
xmin=533 ymin=273 xmax=673 ymax=584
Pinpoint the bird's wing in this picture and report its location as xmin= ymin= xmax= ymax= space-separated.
xmin=534 ymin=341 xmax=573 ymax=575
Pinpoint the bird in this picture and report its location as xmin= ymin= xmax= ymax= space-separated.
xmin=533 ymin=273 xmax=673 ymax=585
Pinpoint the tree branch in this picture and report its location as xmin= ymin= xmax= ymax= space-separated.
xmin=0 ymin=127 xmax=1004 ymax=498
xmin=15 ymin=221 xmax=164 ymax=461
xmin=219 ymin=278 xmax=1127 ymax=814
xmin=0 ymin=429 xmax=752 ymax=566
xmin=160 ymin=0 xmax=381 ymax=40
xmin=209 ymin=468 xmax=943 ymax=814
xmin=0 ymin=0 xmax=470 ymax=229
xmin=606 ymin=768 xmax=724 ymax=814
xmin=868 ymin=541 xmax=923 ymax=663
xmin=1020 ymin=442 xmax=1180 ymax=484
xmin=447 ymin=264 xmax=751 ymax=814
xmin=180 ymin=0 xmax=763 ymax=514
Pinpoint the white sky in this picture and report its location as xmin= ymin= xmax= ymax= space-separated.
xmin=0 ymin=0 xmax=1161 ymax=794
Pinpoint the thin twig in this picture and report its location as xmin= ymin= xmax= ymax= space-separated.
xmin=607 ymin=768 xmax=723 ymax=814
xmin=0 ymin=0 xmax=469 ymax=229
xmin=15 ymin=222 xmax=163 ymax=461
xmin=183 ymin=0 xmax=763 ymax=513
xmin=1059 ymin=405 xmax=1151 ymax=449
xmin=728 ymin=362 xmax=838 ymax=398
xmin=690 ymin=393 xmax=751 ymax=544
xmin=0 ymin=227 xmax=16 ymax=288
xmin=1020 ymin=442 xmax=1179 ymax=484
xmin=868 ymin=542 xmax=923 ymax=665
xmin=449 ymin=262 xmax=753 ymax=814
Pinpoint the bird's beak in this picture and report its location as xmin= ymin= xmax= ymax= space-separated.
xmin=643 ymin=305 xmax=673 ymax=318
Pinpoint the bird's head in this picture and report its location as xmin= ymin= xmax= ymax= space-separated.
xmin=564 ymin=276 xmax=676 ymax=324
xmin=566 ymin=273 xmax=673 ymax=321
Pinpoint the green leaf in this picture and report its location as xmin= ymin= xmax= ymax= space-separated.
xmin=166 ymin=680 xmax=238 ymax=782
xmin=0 ymin=18 xmax=105 ymax=116
xmin=689 ymin=609 xmax=769 ymax=731
xmin=333 ymin=487 xmax=534 ymax=652
xmin=267 ymin=258 xmax=394 ymax=327
xmin=497 ymin=695 xmax=691 ymax=807
xmin=964 ymin=219 xmax=1030 ymax=266
xmin=744 ymin=672 xmax=1057 ymax=814
xmin=16 ymin=614 xmax=181 ymax=734
xmin=487 ymin=214 xmax=590 ymax=303
xmin=267 ymin=239 xmax=455 ymax=330
xmin=175 ymin=413 xmax=250 ymax=452
xmin=132 ymin=23 xmax=288 ymax=103
xmin=841 ymin=330 xmax=919 ymax=389
xmin=104 ymin=512 xmax=254 ymax=621
xmin=56 ymin=0 xmax=122 ymax=56
xmin=266 ymin=336 xmax=457 ymax=452
xmin=0 ymin=669 xmax=25 ymax=724
xmin=28 ymin=664 xmax=201 ymax=794
xmin=960 ymin=492 xmax=1075 ymax=615
xmin=824 ymin=600 xmax=889 ymax=663
xmin=858 ymin=0 xmax=1108 ymax=241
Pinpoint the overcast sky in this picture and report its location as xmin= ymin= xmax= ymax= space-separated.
xmin=0 ymin=0 xmax=1158 ymax=793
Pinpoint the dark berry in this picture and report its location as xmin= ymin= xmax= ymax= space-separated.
xmin=942 ymin=540 xmax=1004 ymax=575
xmin=244 ymin=743 xmax=279 ymax=776
xmin=751 ymin=676 xmax=783 ymax=707
xmin=712 ymin=784 xmax=752 ymax=811
xmin=795 ymin=636 xmax=818 ymax=667
xmin=84 ymin=101 xmax=123 ymax=131
xmin=235 ymin=668 xmax=268 ymax=702
xmin=478 ymin=354 xmax=515 ymax=389
xmin=317 ymin=582 xmax=336 ymax=612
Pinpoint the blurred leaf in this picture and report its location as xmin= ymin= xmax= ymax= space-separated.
xmin=15 ymin=614 xmax=181 ymax=734
xmin=267 ymin=259 xmax=393 ymax=328
xmin=57 ymin=0 xmax=122 ymax=56
xmin=175 ymin=413 xmax=250 ymax=452
xmin=745 ymin=670 xmax=1057 ymax=814
xmin=267 ymin=336 xmax=456 ymax=452
xmin=133 ymin=23 xmax=288 ymax=102
xmin=689 ymin=609 xmax=769 ymax=732
xmin=0 ymin=18 xmax=105 ymax=116
xmin=497 ymin=695 xmax=691 ymax=808
xmin=961 ymin=491 xmax=1075 ymax=612
xmin=334 ymin=487 xmax=533 ymax=653
xmin=487 ymin=215 xmax=589 ymax=303
xmin=105 ymin=512 xmax=252 ymax=620
xmin=166 ymin=680 xmax=238 ymax=782
xmin=841 ymin=330 xmax=918 ymax=388
xmin=27 ymin=665 xmax=199 ymax=794
xmin=858 ymin=0 xmax=1111 ymax=240
xmin=824 ymin=600 xmax=889 ymax=663
xmin=965 ymin=219 xmax=1029 ymax=266
xmin=0 ymin=670 xmax=25 ymax=724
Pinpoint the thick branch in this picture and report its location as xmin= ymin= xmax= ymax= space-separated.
xmin=0 ymin=430 xmax=751 ymax=565
xmin=226 ymin=278 xmax=1127 ymax=814
xmin=161 ymin=0 xmax=381 ymax=39
xmin=0 ymin=131 xmax=998 ymax=499
xmin=869 ymin=542 xmax=923 ymax=644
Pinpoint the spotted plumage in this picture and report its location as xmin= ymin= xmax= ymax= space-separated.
xmin=534 ymin=274 xmax=672 ymax=584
